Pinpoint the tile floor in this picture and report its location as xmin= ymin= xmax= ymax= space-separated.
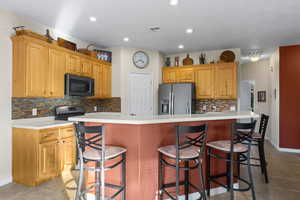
xmin=1 ymin=141 xmax=300 ymax=200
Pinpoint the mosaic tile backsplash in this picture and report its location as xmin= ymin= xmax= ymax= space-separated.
xmin=195 ymin=99 xmax=237 ymax=113
xmin=12 ymin=97 xmax=121 ymax=119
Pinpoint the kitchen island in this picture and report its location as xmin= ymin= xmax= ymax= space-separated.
xmin=69 ymin=111 xmax=258 ymax=200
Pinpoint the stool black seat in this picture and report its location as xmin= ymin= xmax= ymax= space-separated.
xmin=74 ymin=123 xmax=127 ymax=200
xmin=206 ymin=121 xmax=257 ymax=200
xmin=158 ymin=124 xmax=208 ymax=200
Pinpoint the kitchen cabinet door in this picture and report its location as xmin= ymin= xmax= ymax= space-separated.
xmin=194 ymin=66 xmax=214 ymax=99
xmin=163 ymin=68 xmax=178 ymax=83
xmin=25 ymin=41 xmax=48 ymax=97
xmin=60 ymin=137 xmax=76 ymax=171
xmin=48 ymin=49 xmax=66 ymax=97
xmin=66 ymin=53 xmax=81 ymax=75
xmin=92 ymin=63 xmax=103 ymax=98
xmin=38 ymin=140 xmax=59 ymax=181
xmin=177 ymin=67 xmax=194 ymax=83
xmin=81 ymin=58 xmax=93 ymax=77
xmin=102 ymin=64 xmax=112 ymax=98
xmin=214 ymin=63 xmax=237 ymax=99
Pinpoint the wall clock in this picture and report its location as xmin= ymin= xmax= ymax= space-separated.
xmin=133 ymin=51 xmax=149 ymax=69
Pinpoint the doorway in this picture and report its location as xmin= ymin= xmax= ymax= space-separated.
xmin=128 ymin=72 xmax=154 ymax=116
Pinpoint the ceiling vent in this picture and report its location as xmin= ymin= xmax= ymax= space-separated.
xmin=149 ymin=27 xmax=161 ymax=32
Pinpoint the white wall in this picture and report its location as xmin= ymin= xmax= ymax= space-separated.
xmin=269 ymin=50 xmax=280 ymax=148
xmin=0 ymin=8 xmax=97 ymax=186
xmin=110 ymin=47 xmax=164 ymax=115
xmin=240 ymin=59 xmax=273 ymax=138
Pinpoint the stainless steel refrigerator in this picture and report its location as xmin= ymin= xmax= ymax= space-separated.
xmin=159 ymin=83 xmax=195 ymax=115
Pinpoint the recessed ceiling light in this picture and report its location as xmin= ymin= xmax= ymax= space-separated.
xmin=89 ymin=16 xmax=97 ymax=22
xmin=123 ymin=37 xmax=130 ymax=42
xmin=169 ymin=0 xmax=179 ymax=6
xmin=178 ymin=44 xmax=184 ymax=49
xmin=186 ymin=28 xmax=193 ymax=34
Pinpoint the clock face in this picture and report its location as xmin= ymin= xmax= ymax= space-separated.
xmin=133 ymin=51 xmax=149 ymax=69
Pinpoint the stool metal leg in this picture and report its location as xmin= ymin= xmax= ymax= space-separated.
xmin=158 ymin=152 xmax=164 ymax=200
xmin=247 ymin=144 xmax=256 ymax=200
xmin=206 ymin=147 xmax=211 ymax=197
xmin=227 ymin=153 xmax=231 ymax=192
xmin=96 ymin=162 xmax=101 ymax=200
xmin=122 ymin=153 xmax=126 ymax=200
xmin=229 ymin=151 xmax=234 ymax=200
xmin=76 ymin=154 xmax=84 ymax=200
xmin=184 ymin=161 xmax=189 ymax=200
xmin=198 ymin=162 xmax=207 ymax=200
xmin=260 ymin=142 xmax=269 ymax=183
xmin=175 ymin=157 xmax=180 ymax=200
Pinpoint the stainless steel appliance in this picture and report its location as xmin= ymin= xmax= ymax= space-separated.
xmin=55 ymin=105 xmax=85 ymax=120
xmin=159 ymin=83 xmax=195 ymax=115
xmin=65 ymin=74 xmax=94 ymax=97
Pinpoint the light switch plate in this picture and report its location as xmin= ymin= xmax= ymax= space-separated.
xmin=32 ymin=108 xmax=37 ymax=116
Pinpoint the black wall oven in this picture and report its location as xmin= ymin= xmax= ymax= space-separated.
xmin=65 ymin=74 xmax=94 ymax=97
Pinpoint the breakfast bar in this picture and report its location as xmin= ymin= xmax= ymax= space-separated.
xmin=69 ymin=111 xmax=258 ymax=200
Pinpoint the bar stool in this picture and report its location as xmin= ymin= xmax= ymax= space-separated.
xmin=74 ymin=123 xmax=127 ymax=200
xmin=241 ymin=114 xmax=270 ymax=183
xmin=158 ymin=124 xmax=208 ymax=200
xmin=206 ymin=121 xmax=256 ymax=200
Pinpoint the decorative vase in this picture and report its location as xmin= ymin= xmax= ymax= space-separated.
xmin=175 ymin=56 xmax=179 ymax=66
xmin=183 ymin=54 xmax=194 ymax=65
xmin=165 ymin=57 xmax=171 ymax=66
xmin=199 ymin=53 xmax=206 ymax=64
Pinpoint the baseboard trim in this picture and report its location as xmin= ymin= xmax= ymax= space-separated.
xmin=166 ymin=183 xmax=239 ymax=200
xmin=277 ymin=147 xmax=300 ymax=153
xmin=0 ymin=176 xmax=12 ymax=187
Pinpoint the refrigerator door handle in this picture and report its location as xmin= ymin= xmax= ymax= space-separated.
xmin=169 ymin=91 xmax=172 ymax=115
xmin=172 ymin=91 xmax=175 ymax=115
xmin=186 ymin=101 xmax=191 ymax=115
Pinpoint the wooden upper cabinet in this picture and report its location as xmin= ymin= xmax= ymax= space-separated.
xmin=214 ymin=63 xmax=237 ymax=99
xmin=25 ymin=41 xmax=49 ymax=97
xmin=66 ymin=53 xmax=81 ymax=75
xmin=177 ymin=67 xmax=194 ymax=82
xmin=81 ymin=58 xmax=93 ymax=77
xmin=92 ymin=63 xmax=103 ymax=98
xmin=194 ymin=66 xmax=214 ymax=99
xmin=163 ymin=68 xmax=178 ymax=83
xmin=102 ymin=64 xmax=112 ymax=98
xmin=12 ymin=35 xmax=112 ymax=98
xmin=47 ymin=49 xmax=66 ymax=97
xmin=161 ymin=63 xmax=237 ymax=99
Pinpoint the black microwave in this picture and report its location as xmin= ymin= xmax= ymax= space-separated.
xmin=65 ymin=74 xmax=94 ymax=97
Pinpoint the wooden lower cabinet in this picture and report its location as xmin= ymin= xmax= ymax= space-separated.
xmin=13 ymin=126 xmax=76 ymax=186
xmin=38 ymin=140 xmax=60 ymax=181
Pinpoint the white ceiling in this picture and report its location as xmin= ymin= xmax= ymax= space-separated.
xmin=1 ymin=0 xmax=300 ymax=57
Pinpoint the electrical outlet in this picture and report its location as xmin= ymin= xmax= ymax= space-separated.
xmin=32 ymin=108 xmax=37 ymax=116
xmin=230 ymin=106 xmax=236 ymax=111
xmin=94 ymin=106 xmax=97 ymax=112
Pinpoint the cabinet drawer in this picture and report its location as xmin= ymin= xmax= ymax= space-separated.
xmin=39 ymin=128 xmax=59 ymax=143
xmin=60 ymin=127 xmax=74 ymax=139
